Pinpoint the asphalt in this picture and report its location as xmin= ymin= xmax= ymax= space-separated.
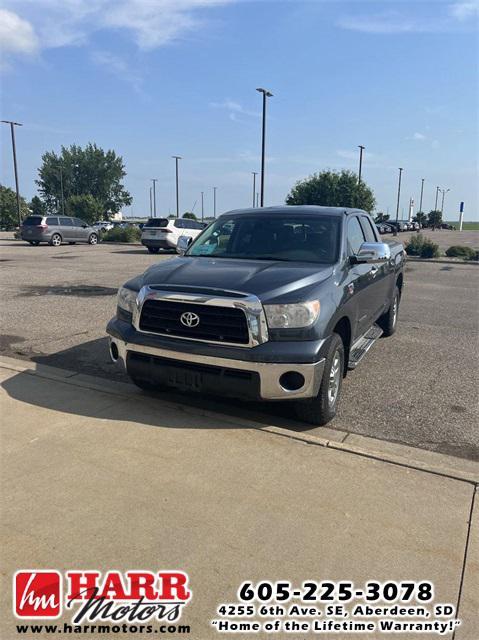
xmin=1 ymin=234 xmax=478 ymax=461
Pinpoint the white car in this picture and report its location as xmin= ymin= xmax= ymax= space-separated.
xmin=141 ymin=217 xmax=205 ymax=254
xmin=93 ymin=220 xmax=114 ymax=232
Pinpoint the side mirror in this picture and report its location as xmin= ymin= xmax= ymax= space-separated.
xmin=354 ymin=242 xmax=391 ymax=264
xmin=177 ymin=235 xmax=193 ymax=255
xmin=82 ymin=224 xmax=88 ymax=228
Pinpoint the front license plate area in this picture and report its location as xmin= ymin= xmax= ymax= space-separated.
xmin=167 ymin=368 xmax=203 ymax=391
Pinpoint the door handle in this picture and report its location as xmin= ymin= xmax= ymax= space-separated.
xmin=370 ymin=265 xmax=379 ymax=277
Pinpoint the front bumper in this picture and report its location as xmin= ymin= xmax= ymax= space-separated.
xmin=107 ymin=319 xmax=325 ymax=401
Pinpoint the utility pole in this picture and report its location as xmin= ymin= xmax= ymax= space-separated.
xmin=358 ymin=145 xmax=365 ymax=184
xmin=419 ymin=178 xmax=425 ymax=215
xmin=434 ymin=186 xmax=440 ymax=211
xmin=172 ymin=156 xmax=181 ymax=218
xmin=1 ymin=120 xmax=23 ymax=226
xmin=149 ymin=186 xmax=153 ymax=216
xmin=394 ymin=168 xmax=403 ymax=236
xmin=200 ymin=191 xmax=204 ymax=222
xmin=213 ymin=187 xmax=217 ymax=218
xmin=151 ymin=179 xmax=158 ymax=217
xmin=252 ymin=172 xmax=258 ymax=207
xmin=440 ymin=188 xmax=450 ymax=216
xmin=256 ymin=88 xmax=273 ymax=207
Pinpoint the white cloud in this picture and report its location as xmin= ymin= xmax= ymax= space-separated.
xmin=210 ymin=99 xmax=260 ymax=121
xmin=0 ymin=9 xmax=39 ymax=64
xmin=337 ymin=13 xmax=422 ymax=34
xmin=90 ymin=50 xmax=143 ymax=92
xmin=0 ymin=1 xmax=234 ymax=55
xmin=411 ymin=132 xmax=427 ymax=140
xmin=450 ymin=0 xmax=479 ymax=20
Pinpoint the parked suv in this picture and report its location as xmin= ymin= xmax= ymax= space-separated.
xmin=141 ymin=217 xmax=204 ymax=253
xmin=20 ymin=216 xmax=99 ymax=246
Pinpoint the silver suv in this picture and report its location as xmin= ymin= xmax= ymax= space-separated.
xmin=21 ymin=216 xmax=99 ymax=246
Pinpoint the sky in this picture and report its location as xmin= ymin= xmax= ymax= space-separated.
xmin=1 ymin=0 xmax=478 ymax=221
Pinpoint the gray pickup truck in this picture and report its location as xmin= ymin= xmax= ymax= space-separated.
xmin=107 ymin=206 xmax=405 ymax=425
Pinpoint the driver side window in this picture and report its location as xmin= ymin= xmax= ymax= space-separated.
xmin=347 ymin=217 xmax=365 ymax=255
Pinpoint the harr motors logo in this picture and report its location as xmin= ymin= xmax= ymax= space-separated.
xmin=14 ymin=570 xmax=191 ymax=624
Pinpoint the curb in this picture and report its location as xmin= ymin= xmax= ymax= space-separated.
xmin=1 ymin=355 xmax=478 ymax=485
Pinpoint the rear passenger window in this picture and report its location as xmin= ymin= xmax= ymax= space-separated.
xmin=347 ymin=217 xmax=365 ymax=255
xmin=174 ymin=219 xmax=185 ymax=229
xmin=360 ymin=216 xmax=377 ymax=242
xmin=59 ymin=217 xmax=73 ymax=226
xmin=46 ymin=217 xmax=59 ymax=225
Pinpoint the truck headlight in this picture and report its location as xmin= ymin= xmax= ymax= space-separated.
xmin=264 ymin=301 xmax=320 ymax=329
xmin=117 ymin=287 xmax=138 ymax=314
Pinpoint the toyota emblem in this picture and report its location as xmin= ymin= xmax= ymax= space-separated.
xmin=180 ymin=311 xmax=200 ymax=328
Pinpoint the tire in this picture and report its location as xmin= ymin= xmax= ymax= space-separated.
xmin=49 ymin=233 xmax=62 ymax=247
xmin=88 ymin=233 xmax=98 ymax=245
xmin=378 ymin=286 xmax=399 ymax=337
xmin=147 ymin=247 xmax=160 ymax=254
xmin=294 ymin=333 xmax=344 ymax=426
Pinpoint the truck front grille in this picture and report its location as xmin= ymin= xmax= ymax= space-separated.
xmin=139 ymin=299 xmax=250 ymax=345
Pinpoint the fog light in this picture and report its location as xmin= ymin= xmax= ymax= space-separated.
xmin=279 ymin=371 xmax=305 ymax=392
xmin=110 ymin=341 xmax=119 ymax=362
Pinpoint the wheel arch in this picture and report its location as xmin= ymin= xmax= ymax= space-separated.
xmin=331 ymin=316 xmax=352 ymax=375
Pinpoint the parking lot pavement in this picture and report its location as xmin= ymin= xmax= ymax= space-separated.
xmin=1 ymin=235 xmax=478 ymax=461
xmin=1 ymin=362 xmax=477 ymax=639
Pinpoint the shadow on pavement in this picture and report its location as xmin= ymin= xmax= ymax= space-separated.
xmin=1 ymin=338 xmax=324 ymax=433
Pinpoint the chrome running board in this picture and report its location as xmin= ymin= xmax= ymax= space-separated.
xmin=348 ymin=324 xmax=383 ymax=370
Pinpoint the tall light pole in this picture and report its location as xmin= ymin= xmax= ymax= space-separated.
xmin=252 ymin=172 xmax=258 ymax=207
xmin=172 ymin=156 xmax=181 ymax=218
xmin=358 ymin=145 xmax=365 ymax=185
xmin=1 ymin=120 xmax=23 ymax=226
xmin=151 ymin=179 xmax=158 ymax=217
xmin=213 ymin=187 xmax=217 ymax=218
xmin=440 ymin=188 xmax=450 ymax=217
xmin=434 ymin=186 xmax=440 ymax=211
xmin=201 ymin=191 xmax=204 ymax=222
xmin=59 ymin=166 xmax=65 ymax=215
xmin=149 ymin=186 xmax=153 ymax=216
xmin=419 ymin=178 xmax=425 ymax=214
xmin=256 ymin=87 xmax=273 ymax=207
xmin=394 ymin=168 xmax=403 ymax=236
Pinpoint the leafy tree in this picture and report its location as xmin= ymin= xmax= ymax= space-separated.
xmin=0 ymin=184 xmax=29 ymax=228
xmin=374 ymin=212 xmax=390 ymax=223
xmin=66 ymin=194 xmax=103 ymax=224
xmin=183 ymin=212 xmax=197 ymax=220
xmin=413 ymin=211 xmax=427 ymax=226
xmin=286 ymin=169 xmax=376 ymax=212
xmin=30 ymin=195 xmax=47 ymax=216
xmin=36 ymin=143 xmax=132 ymax=215
xmin=427 ymin=210 xmax=442 ymax=229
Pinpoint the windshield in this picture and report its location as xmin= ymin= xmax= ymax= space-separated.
xmin=187 ymin=214 xmax=341 ymax=264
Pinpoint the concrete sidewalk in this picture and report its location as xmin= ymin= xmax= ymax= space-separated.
xmin=1 ymin=358 xmax=477 ymax=639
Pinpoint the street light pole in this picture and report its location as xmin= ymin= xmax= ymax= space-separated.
xmin=419 ymin=178 xmax=425 ymax=214
xmin=256 ymin=88 xmax=273 ymax=207
xmin=434 ymin=186 xmax=440 ymax=211
xmin=149 ymin=186 xmax=153 ymax=216
xmin=1 ymin=120 xmax=23 ymax=226
xmin=151 ymin=179 xmax=158 ymax=217
xmin=59 ymin=166 xmax=65 ymax=215
xmin=213 ymin=187 xmax=217 ymax=218
xmin=440 ymin=188 xmax=450 ymax=216
xmin=172 ymin=156 xmax=181 ymax=218
xmin=358 ymin=145 xmax=365 ymax=184
xmin=201 ymin=191 xmax=204 ymax=222
xmin=394 ymin=168 xmax=403 ymax=236
xmin=252 ymin=172 xmax=258 ymax=207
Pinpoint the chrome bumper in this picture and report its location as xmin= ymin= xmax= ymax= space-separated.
xmin=109 ymin=338 xmax=325 ymax=401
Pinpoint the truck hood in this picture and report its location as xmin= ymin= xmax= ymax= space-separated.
xmin=140 ymin=256 xmax=334 ymax=303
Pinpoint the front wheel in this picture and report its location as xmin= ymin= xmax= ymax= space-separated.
xmin=294 ymin=333 xmax=344 ymax=425
xmin=49 ymin=233 xmax=62 ymax=247
xmin=378 ymin=286 xmax=399 ymax=337
xmin=88 ymin=233 xmax=98 ymax=245
xmin=147 ymin=247 xmax=160 ymax=254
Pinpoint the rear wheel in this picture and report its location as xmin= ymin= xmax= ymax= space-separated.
xmin=49 ymin=233 xmax=62 ymax=247
xmin=378 ymin=286 xmax=399 ymax=337
xmin=88 ymin=233 xmax=98 ymax=245
xmin=294 ymin=333 xmax=344 ymax=425
xmin=147 ymin=247 xmax=160 ymax=254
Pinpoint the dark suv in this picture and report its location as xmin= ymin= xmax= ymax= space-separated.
xmin=20 ymin=216 xmax=99 ymax=246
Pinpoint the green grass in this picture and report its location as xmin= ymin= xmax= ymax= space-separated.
xmin=449 ymin=221 xmax=479 ymax=230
